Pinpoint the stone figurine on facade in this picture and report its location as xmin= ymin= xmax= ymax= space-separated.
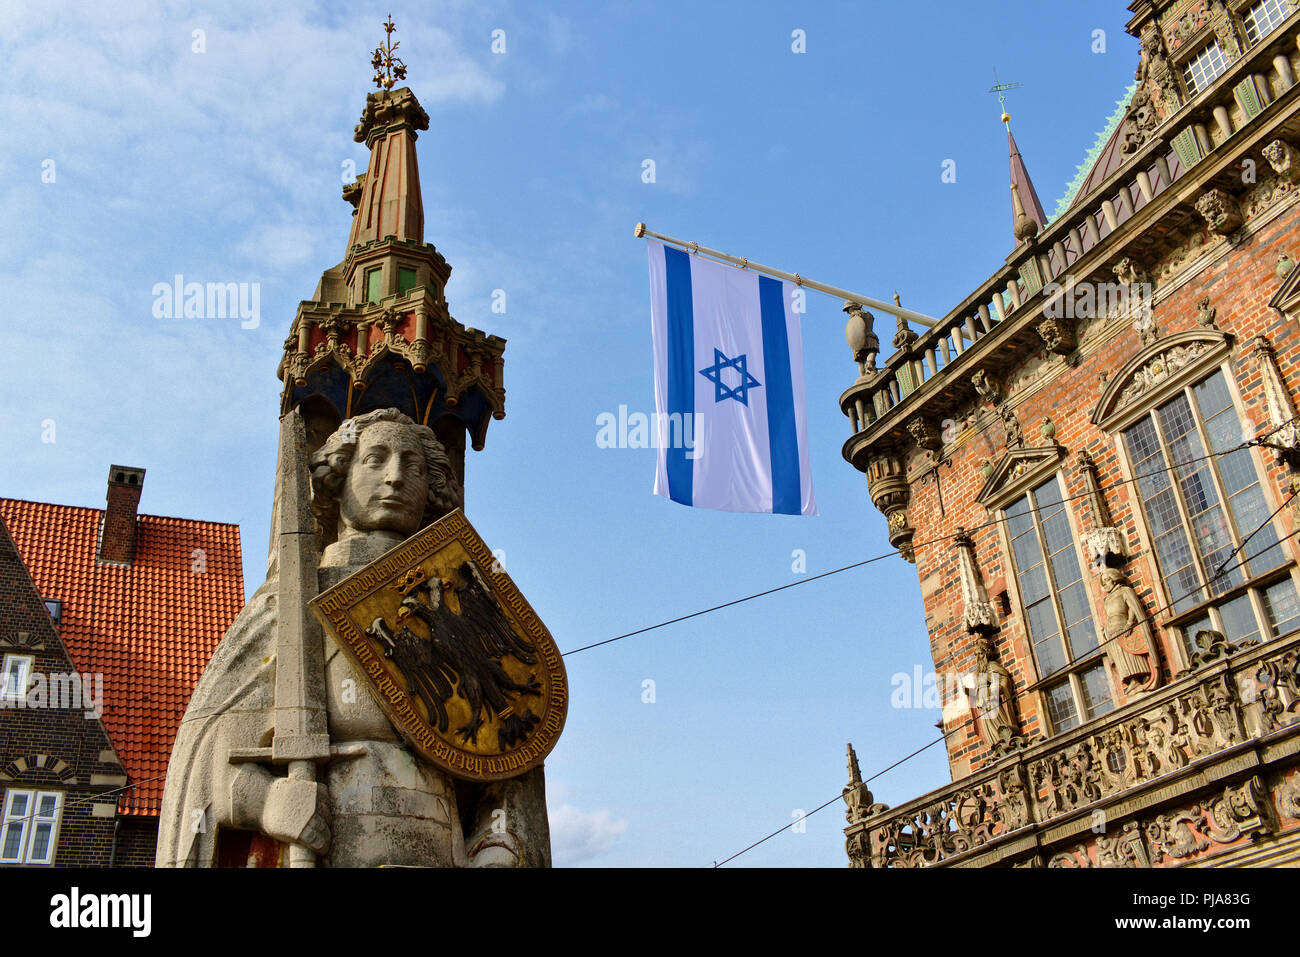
xmin=1101 ymin=568 xmax=1161 ymax=698
xmin=973 ymin=638 xmax=1024 ymax=755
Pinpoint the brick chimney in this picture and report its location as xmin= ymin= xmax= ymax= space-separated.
xmin=98 ymin=465 xmax=146 ymax=565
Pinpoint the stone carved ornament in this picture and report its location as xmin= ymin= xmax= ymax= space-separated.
xmin=1116 ymin=339 xmax=1211 ymax=411
xmin=1031 ymin=673 xmax=1245 ymax=822
xmin=955 ymin=529 xmax=999 ymax=635
xmin=855 ymin=765 xmax=1030 ymax=868
xmin=1195 ymin=188 xmax=1244 ymax=236
xmin=1264 ymin=139 xmax=1300 ymax=185
xmin=999 ymin=404 xmax=1024 ymax=451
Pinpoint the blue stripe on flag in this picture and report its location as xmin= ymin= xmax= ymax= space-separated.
xmin=759 ymin=276 xmax=800 ymax=515
xmin=664 ymin=246 xmax=695 ymax=505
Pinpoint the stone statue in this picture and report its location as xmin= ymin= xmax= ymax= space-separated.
xmin=157 ymin=408 xmax=551 ymax=867
xmin=998 ymin=404 xmax=1024 ymax=450
xmin=1101 ymin=568 xmax=1160 ymax=698
xmin=973 ymin=638 xmax=1021 ymax=754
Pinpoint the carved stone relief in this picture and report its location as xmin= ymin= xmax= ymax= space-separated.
xmin=1196 ymin=188 xmax=1244 ymax=235
xmin=1115 ymin=339 xmax=1212 ymax=411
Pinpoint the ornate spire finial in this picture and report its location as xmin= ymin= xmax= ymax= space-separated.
xmin=846 ymin=743 xmax=862 ymax=785
xmin=371 ymin=15 xmax=408 ymax=91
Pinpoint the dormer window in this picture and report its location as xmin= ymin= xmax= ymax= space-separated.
xmin=1183 ymin=41 xmax=1228 ymax=94
xmin=1244 ymin=0 xmax=1294 ymax=45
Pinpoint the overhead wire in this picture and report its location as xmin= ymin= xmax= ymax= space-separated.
xmin=562 ymin=414 xmax=1300 ymax=657
xmin=713 ymin=506 xmax=1300 ymax=866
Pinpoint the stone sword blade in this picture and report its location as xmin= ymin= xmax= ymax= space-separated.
xmin=270 ymin=409 xmax=331 ymax=866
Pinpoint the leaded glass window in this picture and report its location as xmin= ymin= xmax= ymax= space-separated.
xmin=1005 ymin=476 xmax=1114 ymax=733
xmin=1124 ymin=369 xmax=1300 ymax=660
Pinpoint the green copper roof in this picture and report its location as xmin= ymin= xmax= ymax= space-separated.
xmin=1049 ymin=81 xmax=1138 ymax=222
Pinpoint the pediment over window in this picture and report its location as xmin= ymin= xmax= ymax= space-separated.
xmin=1091 ymin=330 xmax=1232 ymax=432
xmin=976 ymin=444 xmax=1066 ymax=511
xmin=1269 ymin=262 xmax=1300 ymax=317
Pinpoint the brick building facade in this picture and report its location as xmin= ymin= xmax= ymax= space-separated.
xmin=0 ymin=468 xmax=243 ymax=866
xmin=841 ymin=0 xmax=1300 ymax=867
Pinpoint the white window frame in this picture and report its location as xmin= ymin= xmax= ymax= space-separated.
xmin=1244 ymin=0 xmax=1295 ymax=45
xmin=1182 ymin=41 xmax=1229 ymax=94
xmin=0 ymin=789 xmax=63 ymax=865
xmin=0 ymin=655 xmax=33 ymax=703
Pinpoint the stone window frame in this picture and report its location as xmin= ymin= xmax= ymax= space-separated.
xmin=0 ymin=788 xmax=63 ymax=866
xmin=989 ymin=468 xmax=1118 ymax=736
xmin=0 ymin=654 xmax=33 ymax=703
xmin=1097 ymin=343 xmax=1299 ymax=673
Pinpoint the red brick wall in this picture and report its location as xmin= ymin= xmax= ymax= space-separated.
xmin=904 ymin=200 xmax=1300 ymax=779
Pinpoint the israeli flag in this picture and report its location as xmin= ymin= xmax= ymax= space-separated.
xmin=647 ymin=240 xmax=817 ymax=515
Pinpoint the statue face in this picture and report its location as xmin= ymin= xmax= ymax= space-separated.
xmin=338 ymin=422 xmax=428 ymax=537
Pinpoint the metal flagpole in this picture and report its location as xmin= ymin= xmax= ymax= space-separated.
xmin=634 ymin=222 xmax=940 ymax=329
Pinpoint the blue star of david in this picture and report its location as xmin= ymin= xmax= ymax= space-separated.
xmin=699 ymin=348 xmax=761 ymax=405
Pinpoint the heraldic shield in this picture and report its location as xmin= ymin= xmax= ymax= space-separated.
xmin=309 ymin=510 xmax=567 ymax=782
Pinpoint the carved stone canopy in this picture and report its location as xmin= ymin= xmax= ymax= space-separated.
xmin=1091 ymin=330 xmax=1233 ymax=432
xmin=955 ymin=528 xmax=998 ymax=635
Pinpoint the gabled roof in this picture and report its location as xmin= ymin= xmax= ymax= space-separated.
xmin=1052 ymin=82 xmax=1139 ymax=221
xmin=0 ymin=499 xmax=244 ymax=816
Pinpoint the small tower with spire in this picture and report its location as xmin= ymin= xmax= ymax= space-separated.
xmin=991 ymin=70 xmax=1047 ymax=246
xmin=278 ymin=17 xmax=506 ymax=486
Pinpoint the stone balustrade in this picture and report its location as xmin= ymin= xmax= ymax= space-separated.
xmin=840 ymin=15 xmax=1300 ymax=441
xmin=844 ymin=631 xmax=1300 ymax=867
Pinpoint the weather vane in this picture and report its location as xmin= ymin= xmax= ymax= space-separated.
xmin=988 ymin=67 xmax=1022 ymax=131
xmin=371 ymin=14 xmax=408 ymax=90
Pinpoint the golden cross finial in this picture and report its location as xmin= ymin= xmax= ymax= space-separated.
xmin=371 ymin=14 xmax=408 ymax=91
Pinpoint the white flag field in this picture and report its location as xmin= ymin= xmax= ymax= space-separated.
xmin=646 ymin=239 xmax=817 ymax=515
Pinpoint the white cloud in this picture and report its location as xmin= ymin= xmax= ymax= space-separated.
xmin=548 ymin=801 xmax=628 ymax=865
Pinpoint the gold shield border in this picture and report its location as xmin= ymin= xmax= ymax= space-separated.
xmin=309 ymin=509 xmax=568 ymax=782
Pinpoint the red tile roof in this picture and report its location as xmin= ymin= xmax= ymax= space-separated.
xmin=0 ymin=498 xmax=244 ymax=816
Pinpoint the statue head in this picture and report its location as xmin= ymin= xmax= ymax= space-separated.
xmin=309 ymin=408 xmax=463 ymax=546
xmin=1100 ymin=568 xmax=1125 ymax=590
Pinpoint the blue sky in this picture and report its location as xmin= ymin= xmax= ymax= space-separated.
xmin=0 ymin=1 xmax=1140 ymax=866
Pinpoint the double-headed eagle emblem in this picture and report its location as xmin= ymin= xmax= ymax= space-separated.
xmin=366 ymin=562 xmax=543 ymax=752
